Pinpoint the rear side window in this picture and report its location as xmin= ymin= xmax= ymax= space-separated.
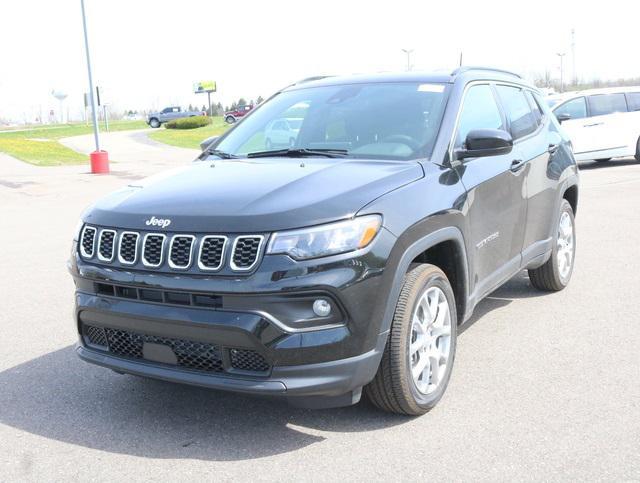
xmin=587 ymin=94 xmax=627 ymax=116
xmin=495 ymin=85 xmax=538 ymax=139
xmin=626 ymin=92 xmax=640 ymax=112
xmin=455 ymin=84 xmax=504 ymax=147
xmin=555 ymin=97 xmax=586 ymax=120
xmin=525 ymin=90 xmax=543 ymax=125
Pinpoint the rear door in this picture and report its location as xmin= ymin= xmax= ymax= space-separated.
xmin=583 ymin=93 xmax=629 ymax=154
xmin=494 ymin=84 xmax=552 ymax=264
xmin=453 ymin=83 xmax=528 ymax=299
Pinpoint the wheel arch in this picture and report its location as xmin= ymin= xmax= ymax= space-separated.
xmin=563 ymin=183 xmax=578 ymax=216
xmin=378 ymin=227 xmax=469 ymax=336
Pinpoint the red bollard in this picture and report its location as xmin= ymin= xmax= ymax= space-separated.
xmin=90 ymin=150 xmax=109 ymax=174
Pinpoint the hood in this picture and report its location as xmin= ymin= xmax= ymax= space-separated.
xmin=85 ymin=158 xmax=423 ymax=232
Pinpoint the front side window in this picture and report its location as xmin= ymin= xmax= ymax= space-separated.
xmin=555 ymin=97 xmax=587 ymax=120
xmin=213 ymin=82 xmax=449 ymax=160
xmin=455 ymin=84 xmax=503 ymax=147
xmin=587 ymin=94 xmax=627 ymax=116
xmin=495 ymin=85 xmax=537 ymax=139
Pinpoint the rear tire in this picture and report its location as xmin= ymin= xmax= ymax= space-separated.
xmin=635 ymin=137 xmax=640 ymax=162
xmin=528 ymin=199 xmax=576 ymax=291
xmin=365 ymin=264 xmax=457 ymax=416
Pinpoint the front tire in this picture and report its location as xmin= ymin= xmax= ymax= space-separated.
xmin=528 ymin=199 xmax=576 ymax=291
xmin=635 ymin=137 xmax=640 ymax=162
xmin=149 ymin=118 xmax=160 ymax=128
xmin=225 ymin=116 xmax=236 ymax=124
xmin=365 ymin=264 xmax=457 ymax=416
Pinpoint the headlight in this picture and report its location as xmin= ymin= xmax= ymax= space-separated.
xmin=267 ymin=215 xmax=382 ymax=260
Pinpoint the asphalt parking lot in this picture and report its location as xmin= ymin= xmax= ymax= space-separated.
xmin=1 ymin=144 xmax=639 ymax=481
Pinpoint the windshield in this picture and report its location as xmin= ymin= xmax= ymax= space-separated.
xmin=213 ymin=82 xmax=448 ymax=160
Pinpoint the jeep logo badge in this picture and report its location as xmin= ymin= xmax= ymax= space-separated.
xmin=145 ymin=216 xmax=172 ymax=228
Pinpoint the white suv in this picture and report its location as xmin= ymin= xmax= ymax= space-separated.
xmin=548 ymin=87 xmax=640 ymax=162
xmin=264 ymin=118 xmax=302 ymax=149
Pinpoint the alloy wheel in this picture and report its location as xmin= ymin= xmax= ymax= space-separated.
xmin=557 ymin=211 xmax=574 ymax=281
xmin=409 ymin=286 xmax=452 ymax=395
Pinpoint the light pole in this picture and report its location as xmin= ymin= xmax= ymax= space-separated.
xmin=80 ymin=0 xmax=109 ymax=173
xmin=556 ymin=52 xmax=566 ymax=93
xmin=401 ymin=48 xmax=414 ymax=71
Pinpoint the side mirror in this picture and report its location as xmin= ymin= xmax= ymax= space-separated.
xmin=200 ymin=135 xmax=219 ymax=152
xmin=556 ymin=113 xmax=571 ymax=123
xmin=455 ymin=129 xmax=513 ymax=160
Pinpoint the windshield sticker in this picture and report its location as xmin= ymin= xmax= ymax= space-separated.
xmin=418 ymin=84 xmax=445 ymax=93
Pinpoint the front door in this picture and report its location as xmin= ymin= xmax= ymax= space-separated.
xmin=453 ymin=83 xmax=527 ymax=300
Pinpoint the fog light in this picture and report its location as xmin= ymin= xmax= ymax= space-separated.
xmin=312 ymin=299 xmax=332 ymax=317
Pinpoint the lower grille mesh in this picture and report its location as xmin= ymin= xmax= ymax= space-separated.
xmin=105 ymin=328 xmax=224 ymax=372
xmin=230 ymin=348 xmax=271 ymax=372
xmin=82 ymin=325 xmax=270 ymax=375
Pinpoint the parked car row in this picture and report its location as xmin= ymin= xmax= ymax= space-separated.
xmin=548 ymin=86 xmax=640 ymax=162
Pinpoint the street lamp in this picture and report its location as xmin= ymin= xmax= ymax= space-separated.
xmin=401 ymin=48 xmax=414 ymax=71
xmin=556 ymin=52 xmax=566 ymax=93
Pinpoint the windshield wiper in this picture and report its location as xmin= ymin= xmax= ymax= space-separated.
xmin=247 ymin=148 xmax=348 ymax=159
xmin=202 ymin=148 xmax=238 ymax=159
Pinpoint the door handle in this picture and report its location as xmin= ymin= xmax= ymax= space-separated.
xmin=583 ymin=122 xmax=604 ymax=127
xmin=548 ymin=143 xmax=560 ymax=154
xmin=510 ymin=159 xmax=525 ymax=172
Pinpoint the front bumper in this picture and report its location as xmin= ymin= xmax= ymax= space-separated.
xmin=77 ymin=330 xmax=386 ymax=408
xmin=70 ymin=227 xmax=397 ymax=406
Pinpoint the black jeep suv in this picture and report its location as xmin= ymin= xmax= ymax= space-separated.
xmin=69 ymin=67 xmax=579 ymax=415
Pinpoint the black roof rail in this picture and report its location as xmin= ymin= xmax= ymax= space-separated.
xmin=451 ymin=66 xmax=522 ymax=79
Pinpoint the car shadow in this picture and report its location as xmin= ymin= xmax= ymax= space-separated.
xmin=459 ymin=271 xmax=544 ymax=335
xmin=1 ymin=272 xmax=546 ymax=461
xmin=578 ymin=157 xmax=638 ymax=170
xmin=0 ymin=345 xmax=408 ymax=461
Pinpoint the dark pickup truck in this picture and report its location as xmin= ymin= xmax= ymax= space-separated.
xmin=70 ymin=68 xmax=578 ymax=415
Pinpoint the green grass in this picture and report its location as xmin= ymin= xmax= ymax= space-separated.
xmin=0 ymin=120 xmax=147 ymax=166
xmin=148 ymin=117 xmax=230 ymax=149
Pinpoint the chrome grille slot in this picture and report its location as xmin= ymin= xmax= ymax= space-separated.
xmin=169 ymin=235 xmax=195 ymax=269
xmin=142 ymin=234 xmax=166 ymax=267
xmin=98 ymin=229 xmax=116 ymax=261
xmin=118 ymin=232 xmax=139 ymax=264
xmin=80 ymin=226 xmax=97 ymax=258
xmin=198 ymin=236 xmax=227 ymax=271
xmin=79 ymin=225 xmax=267 ymax=273
xmin=231 ymin=236 xmax=264 ymax=271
